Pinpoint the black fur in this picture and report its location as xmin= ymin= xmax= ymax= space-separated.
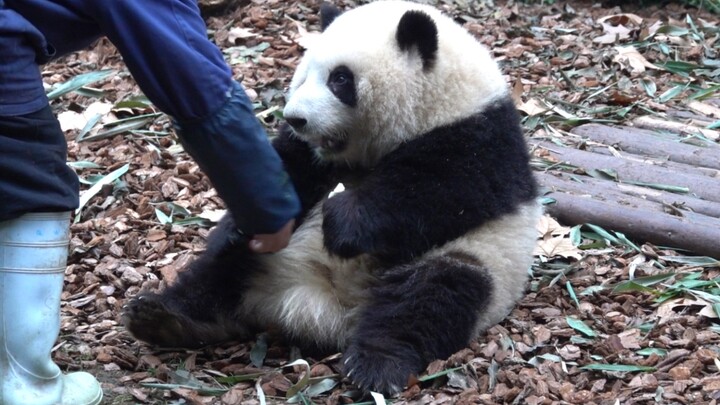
xmin=320 ymin=3 xmax=342 ymax=31
xmin=396 ymin=10 xmax=438 ymax=70
xmin=272 ymin=124 xmax=339 ymax=224
xmin=328 ymin=65 xmax=357 ymax=107
xmin=323 ymin=96 xmax=537 ymax=263
xmin=122 ymin=215 xmax=262 ymax=348
xmin=343 ymin=253 xmax=492 ymax=394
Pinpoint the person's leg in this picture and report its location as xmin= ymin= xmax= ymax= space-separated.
xmin=0 ymin=213 xmax=102 ymax=405
xmin=0 ymin=6 xmax=101 ymax=405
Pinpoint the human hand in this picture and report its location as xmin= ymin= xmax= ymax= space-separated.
xmin=248 ymin=219 xmax=295 ymax=253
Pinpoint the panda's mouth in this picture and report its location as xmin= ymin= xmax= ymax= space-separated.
xmin=310 ymin=135 xmax=348 ymax=154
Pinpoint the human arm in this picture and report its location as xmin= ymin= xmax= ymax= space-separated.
xmin=82 ymin=0 xmax=300 ymax=236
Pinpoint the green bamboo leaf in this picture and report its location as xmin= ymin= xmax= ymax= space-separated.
xmin=250 ymin=333 xmax=268 ymax=368
xmin=655 ymin=26 xmax=689 ymax=36
xmin=689 ymin=84 xmax=720 ymax=100
xmin=612 ymin=281 xmax=658 ymax=294
xmin=566 ymin=316 xmax=597 ymax=337
xmin=580 ymin=363 xmax=656 ymax=372
xmin=621 ymin=180 xmax=689 ymax=194
xmin=46 ymin=70 xmax=116 ymax=100
xmin=660 ymin=256 xmax=720 ymax=267
xmin=636 ymin=347 xmax=667 ymax=357
xmin=614 ymin=232 xmax=641 ymax=252
xmin=569 ymin=225 xmax=582 ymax=246
xmin=75 ymin=164 xmax=129 ymax=223
xmin=566 ymin=281 xmax=580 ymax=308
xmin=302 ymin=378 xmax=338 ymax=397
xmin=583 ymin=223 xmax=619 ymax=244
xmin=80 ymin=114 xmax=159 ymax=142
xmin=154 ymin=208 xmax=172 ymax=225
xmin=641 ymin=79 xmax=657 ymax=97
xmin=417 ymin=366 xmax=463 ymax=382
xmin=628 ymin=272 xmax=675 ymax=286
xmin=657 ymin=84 xmax=687 ymax=103
xmin=284 ymin=359 xmax=311 ymax=399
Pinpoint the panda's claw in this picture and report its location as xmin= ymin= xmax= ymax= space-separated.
xmin=122 ymin=292 xmax=204 ymax=348
xmin=341 ymin=338 xmax=422 ymax=396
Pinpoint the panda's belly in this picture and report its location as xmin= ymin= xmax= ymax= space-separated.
xmin=239 ymin=204 xmax=379 ymax=348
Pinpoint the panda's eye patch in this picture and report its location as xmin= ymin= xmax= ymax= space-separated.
xmin=328 ymin=65 xmax=357 ymax=107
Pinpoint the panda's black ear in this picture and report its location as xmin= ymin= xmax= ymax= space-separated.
xmin=396 ymin=10 xmax=438 ymax=70
xmin=320 ymin=3 xmax=342 ymax=32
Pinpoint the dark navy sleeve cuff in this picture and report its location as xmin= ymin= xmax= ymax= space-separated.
xmin=175 ymin=81 xmax=301 ymax=234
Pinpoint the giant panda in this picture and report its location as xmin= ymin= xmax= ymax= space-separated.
xmin=123 ymin=0 xmax=540 ymax=395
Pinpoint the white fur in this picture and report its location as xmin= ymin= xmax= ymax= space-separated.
xmin=284 ymin=0 xmax=508 ymax=167
xmin=241 ymin=206 xmax=377 ymax=348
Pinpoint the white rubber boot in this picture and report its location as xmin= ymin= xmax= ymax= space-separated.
xmin=0 ymin=212 xmax=102 ymax=405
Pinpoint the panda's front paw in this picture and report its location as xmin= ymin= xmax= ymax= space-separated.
xmin=322 ymin=191 xmax=376 ymax=258
xmin=342 ymin=337 xmax=423 ymax=396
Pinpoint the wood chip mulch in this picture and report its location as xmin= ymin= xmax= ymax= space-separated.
xmin=42 ymin=0 xmax=720 ymax=404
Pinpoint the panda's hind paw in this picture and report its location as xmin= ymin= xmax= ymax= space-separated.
xmin=122 ymin=292 xmax=206 ymax=349
xmin=342 ymin=338 xmax=423 ymax=396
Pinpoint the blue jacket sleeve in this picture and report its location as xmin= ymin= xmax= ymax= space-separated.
xmin=176 ymin=81 xmax=300 ymax=234
xmin=82 ymin=0 xmax=301 ymax=233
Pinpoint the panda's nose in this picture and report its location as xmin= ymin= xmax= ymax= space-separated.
xmin=285 ymin=117 xmax=307 ymax=131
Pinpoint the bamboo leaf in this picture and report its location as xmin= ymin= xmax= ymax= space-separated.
xmin=567 ymin=281 xmax=580 ymax=308
xmin=46 ymin=69 xmax=116 ymax=100
xmin=657 ymin=84 xmax=687 ymax=103
xmin=636 ymin=347 xmax=667 ymax=357
xmin=583 ymin=223 xmax=619 ymax=244
xmin=250 ymin=333 xmax=268 ymax=368
xmin=580 ymin=364 xmax=656 ymax=372
xmin=612 ymin=281 xmax=658 ymax=294
xmin=75 ymin=164 xmax=129 ymax=223
xmin=566 ymin=316 xmax=597 ymax=337
xmin=67 ymin=161 xmax=103 ymax=170
xmin=284 ymin=359 xmax=311 ymax=399
xmin=418 ymin=366 xmax=463 ymax=382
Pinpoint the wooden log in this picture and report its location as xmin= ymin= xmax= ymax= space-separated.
xmin=531 ymin=141 xmax=720 ymax=203
xmin=573 ymin=124 xmax=720 ymax=170
xmin=583 ymin=144 xmax=719 ymax=179
xmin=543 ymin=191 xmax=720 ymax=258
xmin=537 ymin=171 xmax=720 ymax=218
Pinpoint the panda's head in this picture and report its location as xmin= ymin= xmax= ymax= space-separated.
xmin=283 ymin=1 xmax=509 ymax=167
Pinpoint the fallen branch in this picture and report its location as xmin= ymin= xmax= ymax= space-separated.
xmin=632 ymin=116 xmax=720 ymax=140
xmin=531 ymin=141 xmax=720 ymax=203
xmin=582 ymin=145 xmax=719 ymax=179
xmin=573 ymin=124 xmax=720 ymax=170
xmin=542 ymin=191 xmax=720 ymax=258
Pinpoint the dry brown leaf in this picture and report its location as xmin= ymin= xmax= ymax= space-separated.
xmin=613 ymin=46 xmax=660 ymax=74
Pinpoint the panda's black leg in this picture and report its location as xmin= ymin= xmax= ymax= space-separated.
xmin=342 ymin=253 xmax=493 ymax=395
xmin=122 ymin=215 xmax=262 ymax=348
